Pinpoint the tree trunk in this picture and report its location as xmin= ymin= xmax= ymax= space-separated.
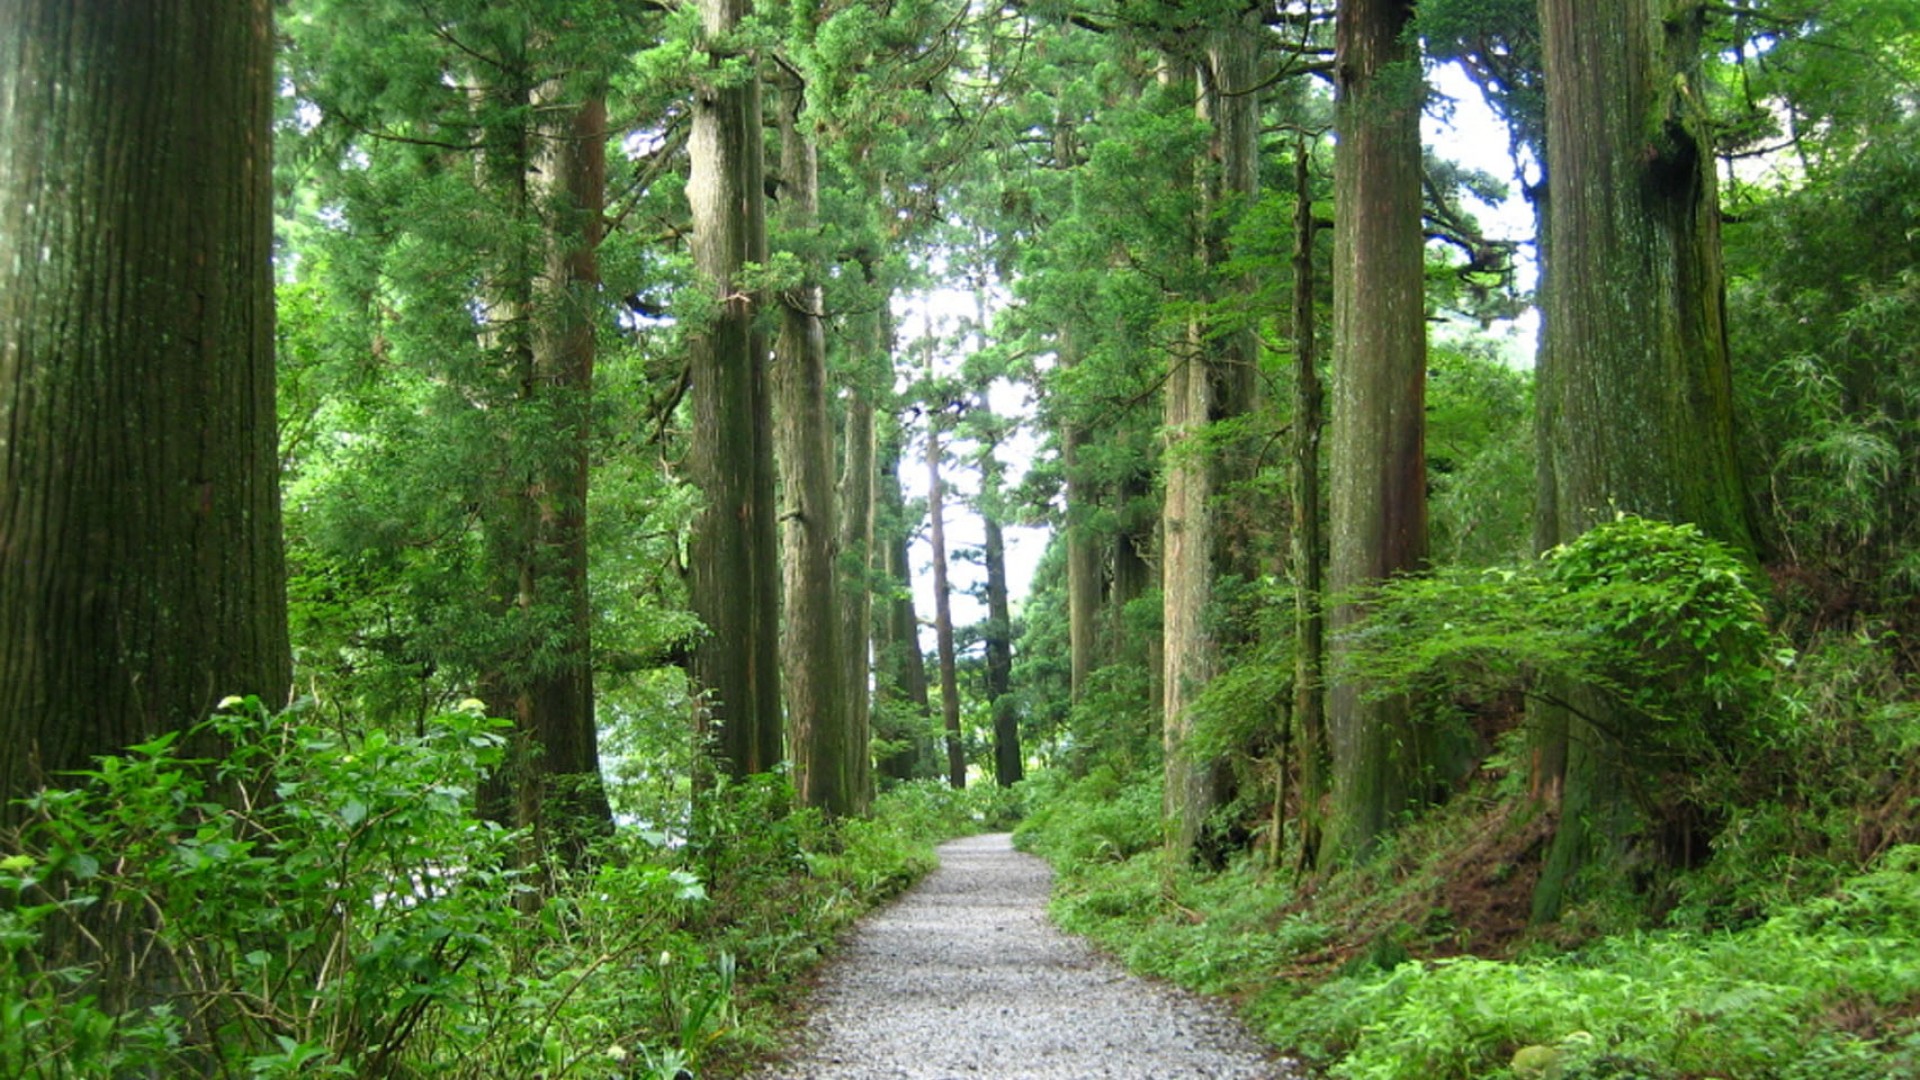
xmin=979 ymin=431 xmax=1022 ymax=787
xmin=1165 ymin=22 xmax=1262 ymax=868
xmin=874 ymin=418 xmax=934 ymax=782
xmin=1530 ymin=0 xmax=1756 ymax=921
xmin=687 ymin=0 xmax=782 ymax=779
xmin=926 ymin=420 xmax=966 ymax=789
xmin=773 ymin=75 xmax=854 ymax=817
xmin=1328 ymin=0 xmax=1429 ymax=866
xmin=1290 ymin=143 xmax=1330 ymax=875
xmin=512 ymin=81 xmax=615 ymax=861
xmin=1059 ymin=326 xmax=1105 ymax=705
xmin=836 ymin=311 xmax=882 ymax=812
xmin=0 ymin=0 xmax=290 ymax=824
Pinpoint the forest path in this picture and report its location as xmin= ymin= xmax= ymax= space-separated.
xmin=756 ymin=832 xmax=1296 ymax=1079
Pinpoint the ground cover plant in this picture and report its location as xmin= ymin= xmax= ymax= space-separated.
xmin=0 ymin=699 xmax=990 ymax=1078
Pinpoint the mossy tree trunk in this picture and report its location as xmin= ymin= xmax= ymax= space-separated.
xmin=1530 ymin=0 xmax=1757 ymax=921
xmin=688 ymin=0 xmax=783 ymax=780
xmin=0 ymin=0 xmax=290 ymax=824
xmin=1328 ymin=0 xmax=1429 ymax=866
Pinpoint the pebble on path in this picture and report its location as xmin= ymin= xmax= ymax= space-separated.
xmin=756 ymin=833 xmax=1302 ymax=1080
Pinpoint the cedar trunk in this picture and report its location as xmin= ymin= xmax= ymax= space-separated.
xmin=688 ymin=0 xmax=782 ymax=779
xmin=980 ymin=444 xmax=1021 ymax=787
xmin=1530 ymin=0 xmax=1756 ymax=920
xmin=836 ymin=314 xmax=882 ymax=812
xmin=0 ymin=0 xmax=290 ymax=822
xmin=1328 ymin=0 xmax=1429 ymax=865
xmin=874 ymin=420 xmax=934 ymax=781
xmin=773 ymin=77 xmax=854 ymax=817
xmin=1164 ymin=24 xmax=1261 ymax=868
xmin=503 ymin=83 xmax=616 ymax=860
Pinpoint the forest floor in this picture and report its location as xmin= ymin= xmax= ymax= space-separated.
xmin=755 ymin=832 xmax=1300 ymax=1079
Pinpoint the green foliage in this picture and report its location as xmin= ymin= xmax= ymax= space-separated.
xmin=1 ymin=697 xmax=980 ymax=1078
xmin=1425 ymin=347 xmax=1535 ymax=566
xmin=1267 ymin=848 xmax=1920 ymax=1080
xmin=1015 ymin=766 xmax=1163 ymax=867
xmin=1342 ymin=514 xmax=1784 ymax=767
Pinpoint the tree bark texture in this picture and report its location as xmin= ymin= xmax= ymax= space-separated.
xmin=1530 ymin=0 xmax=1756 ymax=921
xmin=1164 ymin=24 xmax=1261 ymax=868
xmin=836 ymin=309 xmax=883 ymax=812
xmin=1328 ymin=0 xmax=1429 ymax=865
xmin=0 ymin=0 xmax=290 ymax=823
xmin=773 ymin=76 xmax=855 ymax=817
xmin=688 ymin=0 xmax=783 ymax=778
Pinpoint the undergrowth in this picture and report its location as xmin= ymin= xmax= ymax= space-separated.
xmin=1015 ymin=620 xmax=1920 ymax=1080
xmin=0 ymin=699 xmax=990 ymax=1078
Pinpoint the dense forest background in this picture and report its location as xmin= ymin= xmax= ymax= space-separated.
xmin=3 ymin=0 xmax=1918 ymax=1076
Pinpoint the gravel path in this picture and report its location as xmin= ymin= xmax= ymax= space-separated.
xmin=757 ymin=832 xmax=1298 ymax=1079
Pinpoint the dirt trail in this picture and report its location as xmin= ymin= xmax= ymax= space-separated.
xmin=757 ymin=832 xmax=1298 ymax=1079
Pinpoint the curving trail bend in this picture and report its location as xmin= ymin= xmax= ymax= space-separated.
xmin=758 ymin=833 xmax=1300 ymax=1079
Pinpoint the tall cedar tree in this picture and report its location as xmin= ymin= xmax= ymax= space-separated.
xmin=1164 ymin=16 xmax=1262 ymax=868
xmin=688 ymin=0 xmax=784 ymax=779
xmin=1328 ymin=0 xmax=1430 ymax=864
xmin=1530 ymin=0 xmax=1757 ymax=920
xmin=486 ymin=75 xmax=617 ymax=861
xmin=772 ymin=69 xmax=857 ymax=816
xmin=0 ymin=0 xmax=291 ymax=824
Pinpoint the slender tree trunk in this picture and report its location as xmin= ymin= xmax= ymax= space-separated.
xmin=926 ymin=419 xmax=965 ymax=789
xmin=773 ymin=75 xmax=853 ymax=817
xmin=512 ymin=82 xmax=615 ymax=860
xmin=1060 ymin=326 xmax=1105 ymax=704
xmin=1290 ymin=143 xmax=1329 ymax=875
xmin=1530 ymin=0 xmax=1756 ymax=921
xmin=687 ymin=0 xmax=782 ymax=779
xmin=979 ymin=433 xmax=1021 ymax=787
xmin=836 ymin=310 xmax=882 ymax=812
xmin=874 ymin=419 xmax=934 ymax=781
xmin=0 ymin=0 xmax=290 ymax=824
xmin=1328 ymin=0 xmax=1429 ymax=865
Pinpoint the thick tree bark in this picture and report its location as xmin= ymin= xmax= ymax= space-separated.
xmin=773 ymin=76 xmax=855 ymax=817
xmin=1290 ymin=145 xmax=1330 ymax=875
xmin=0 ymin=0 xmax=290 ymax=824
xmin=1328 ymin=0 xmax=1429 ymax=865
xmin=688 ymin=0 xmax=782 ymax=779
xmin=1164 ymin=23 xmax=1261 ymax=868
xmin=1530 ymin=0 xmax=1756 ymax=921
xmin=836 ymin=312 xmax=883 ymax=812
xmin=926 ymin=422 xmax=966 ymax=789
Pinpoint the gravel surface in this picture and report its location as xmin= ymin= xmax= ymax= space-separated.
xmin=757 ymin=832 xmax=1300 ymax=1079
